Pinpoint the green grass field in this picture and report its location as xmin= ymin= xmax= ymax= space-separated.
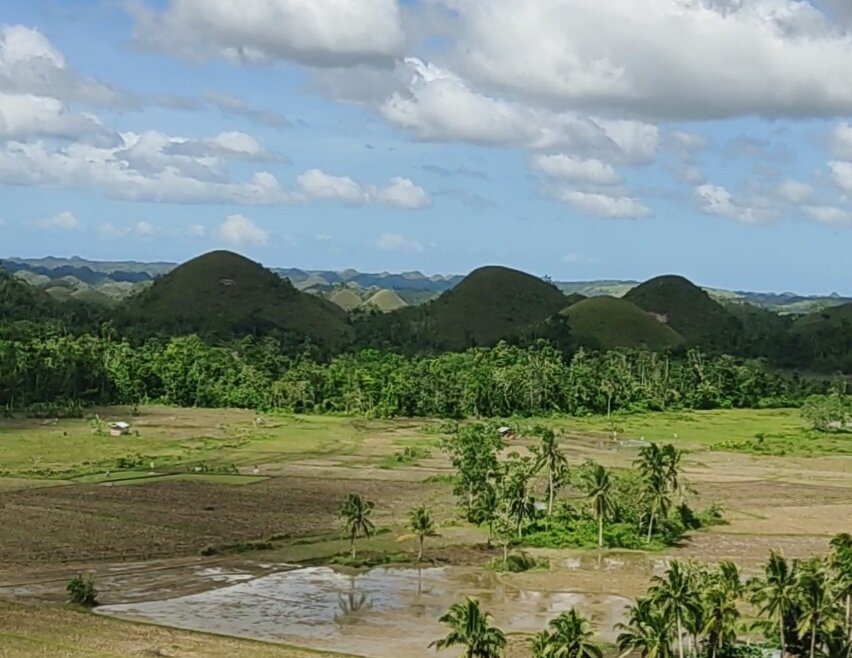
xmin=550 ymin=408 xmax=852 ymax=456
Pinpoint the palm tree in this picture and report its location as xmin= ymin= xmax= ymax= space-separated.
xmin=616 ymin=597 xmax=674 ymax=658
xmin=829 ymin=532 xmax=852 ymax=642
xmin=430 ymin=597 xmax=507 ymax=658
xmin=660 ymin=444 xmax=683 ymax=501
xmin=409 ymin=505 xmax=438 ymax=562
xmin=635 ymin=443 xmax=669 ymax=542
xmin=701 ymin=583 xmax=740 ymax=658
xmin=503 ymin=463 xmax=536 ymax=539
xmin=650 ymin=561 xmax=702 ymax=658
xmin=749 ymin=550 xmax=798 ymax=657
xmin=582 ymin=463 xmax=614 ymax=549
xmin=339 ymin=493 xmax=375 ymax=560
xmin=533 ymin=429 xmax=567 ymax=517
xmin=796 ymin=557 xmax=838 ymax=658
xmin=532 ymin=608 xmax=603 ymax=658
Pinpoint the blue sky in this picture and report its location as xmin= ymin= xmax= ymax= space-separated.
xmin=2 ymin=1 xmax=852 ymax=293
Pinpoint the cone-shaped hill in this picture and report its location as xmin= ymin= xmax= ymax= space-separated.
xmin=364 ymin=289 xmax=408 ymax=313
xmin=0 ymin=269 xmax=103 ymax=326
xmin=624 ymin=275 xmax=742 ymax=347
xmin=357 ymin=265 xmax=568 ymax=351
xmin=560 ymin=296 xmax=686 ymax=350
xmin=329 ymin=288 xmax=363 ymax=312
xmin=120 ymin=251 xmax=350 ymax=347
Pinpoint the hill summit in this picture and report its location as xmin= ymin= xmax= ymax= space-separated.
xmin=121 ymin=251 xmax=350 ymax=348
xmin=624 ymin=275 xmax=742 ymax=347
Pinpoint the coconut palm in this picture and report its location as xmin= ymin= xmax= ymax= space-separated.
xmin=533 ymin=428 xmax=568 ymax=517
xmin=660 ymin=444 xmax=683 ymax=501
xmin=701 ymin=583 xmax=740 ymax=658
xmin=796 ymin=557 xmax=838 ymax=658
xmin=635 ymin=443 xmax=669 ymax=542
xmin=749 ymin=550 xmax=798 ymax=657
xmin=829 ymin=532 xmax=852 ymax=642
xmin=503 ymin=461 xmax=536 ymax=539
xmin=430 ymin=597 xmax=507 ymax=658
xmin=472 ymin=481 xmax=500 ymax=547
xmin=409 ymin=505 xmax=438 ymax=562
xmin=339 ymin=493 xmax=375 ymax=560
xmin=650 ymin=561 xmax=702 ymax=658
xmin=532 ymin=608 xmax=603 ymax=658
xmin=616 ymin=597 xmax=674 ymax=658
xmin=581 ymin=463 xmax=614 ymax=549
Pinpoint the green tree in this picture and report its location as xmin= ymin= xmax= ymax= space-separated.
xmin=408 ymin=505 xmax=438 ymax=563
xmin=581 ymin=463 xmax=614 ymax=549
xmin=616 ymin=598 xmax=674 ymax=658
xmin=532 ymin=428 xmax=568 ymax=517
xmin=749 ymin=550 xmax=798 ymax=657
xmin=472 ymin=481 xmax=500 ymax=548
xmin=430 ymin=597 xmax=507 ymax=658
xmin=636 ymin=443 xmax=671 ymax=543
xmin=532 ymin=608 xmax=603 ymax=658
xmin=339 ymin=493 xmax=375 ymax=560
xmin=649 ymin=561 xmax=702 ymax=658
xmin=796 ymin=557 xmax=837 ymax=658
xmin=503 ymin=457 xmax=536 ymax=539
xmin=700 ymin=564 xmax=742 ymax=658
xmin=829 ymin=532 xmax=852 ymax=644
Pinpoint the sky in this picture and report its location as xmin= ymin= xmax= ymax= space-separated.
xmin=2 ymin=1 xmax=852 ymax=293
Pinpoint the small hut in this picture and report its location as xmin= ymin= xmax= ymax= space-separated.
xmin=108 ymin=421 xmax=131 ymax=437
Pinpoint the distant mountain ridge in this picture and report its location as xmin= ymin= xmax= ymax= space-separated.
xmin=2 ymin=256 xmax=850 ymax=314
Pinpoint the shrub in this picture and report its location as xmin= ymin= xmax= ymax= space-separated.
xmin=66 ymin=574 xmax=98 ymax=607
xmin=487 ymin=551 xmax=549 ymax=573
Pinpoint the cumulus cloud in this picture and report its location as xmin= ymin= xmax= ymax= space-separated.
xmin=777 ymin=180 xmax=815 ymax=204
xmin=432 ymin=0 xmax=852 ymax=120
xmin=828 ymin=160 xmax=852 ymax=194
xmin=0 ymin=92 xmax=118 ymax=144
xmin=215 ymin=214 xmax=268 ymax=246
xmin=163 ymin=131 xmax=268 ymax=160
xmin=531 ymin=154 xmax=621 ymax=185
xmin=829 ymin=123 xmax=852 ymax=160
xmin=374 ymin=232 xmax=424 ymax=252
xmin=552 ymin=189 xmax=651 ymax=218
xmin=32 ymin=211 xmax=80 ymax=230
xmin=296 ymin=169 xmax=430 ymax=208
xmin=0 ymin=25 xmax=129 ymax=106
xmin=382 ymin=58 xmax=658 ymax=163
xmin=696 ymin=183 xmax=777 ymax=224
xmin=130 ymin=0 xmax=405 ymax=67
xmin=802 ymin=204 xmax=852 ymax=226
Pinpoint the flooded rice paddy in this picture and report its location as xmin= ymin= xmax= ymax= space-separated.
xmin=94 ymin=559 xmax=636 ymax=657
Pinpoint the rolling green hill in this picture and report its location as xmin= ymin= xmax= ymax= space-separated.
xmin=120 ymin=251 xmax=351 ymax=349
xmin=624 ymin=275 xmax=742 ymax=348
xmin=329 ymin=288 xmax=363 ymax=312
xmin=357 ymin=265 xmax=568 ymax=352
xmin=561 ymin=296 xmax=686 ymax=351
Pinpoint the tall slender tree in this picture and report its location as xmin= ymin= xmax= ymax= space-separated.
xmin=339 ymin=493 xmax=375 ymax=560
xmin=649 ymin=561 xmax=702 ymax=658
xmin=796 ymin=557 xmax=837 ymax=658
xmin=616 ymin=597 xmax=674 ymax=658
xmin=533 ymin=428 xmax=568 ymax=518
xmin=408 ymin=505 xmax=438 ymax=563
xmin=582 ymin=463 xmax=614 ymax=549
xmin=749 ymin=550 xmax=798 ymax=657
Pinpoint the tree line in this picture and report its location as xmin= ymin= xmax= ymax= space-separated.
xmin=0 ymin=331 xmax=821 ymax=417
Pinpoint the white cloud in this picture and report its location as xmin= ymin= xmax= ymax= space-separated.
xmin=0 ymin=25 xmax=128 ymax=106
xmin=215 ymin=214 xmax=268 ymax=247
xmin=803 ymin=204 xmax=852 ymax=226
xmin=382 ymin=58 xmax=658 ymax=162
xmin=33 ymin=211 xmax=80 ymax=230
xmin=0 ymin=92 xmax=117 ymax=144
xmin=296 ymin=169 xmax=430 ymax=208
xmin=163 ymin=131 xmax=268 ymax=160
xmin=777 ymin=180 xmax=815 ymax=204
xmin=829 ymin=160 xmax=852 ymax=194
xmin=553 ymin=189 xmax=651 ymax=218
xmin=696 ymin=183 xmax=777 ymax=225
xmin=433 ymin=0 xmax=852 ymax=120
xmin=531 ymin=154 xmax=620 ymax=185
xmin=135 ymin=221 xmax=156 ymax=236
xmin=374 ymin=232 xmax=424 ymax=252
xmin=130 ymin=0 xmax=405 ymax=67
xmin=830 ymin=123 xmax=852 ymax=161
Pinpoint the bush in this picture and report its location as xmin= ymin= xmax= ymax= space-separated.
xmin=66 ymin=574 xmax=98 ymax=607
xmin=487 ymin=551 xmax=549 ymax=573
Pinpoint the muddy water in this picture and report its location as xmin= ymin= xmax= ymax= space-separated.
xmin=97 ymin=564 xmax=630 ymax=657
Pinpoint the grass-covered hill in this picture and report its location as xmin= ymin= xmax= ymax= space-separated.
xmin=786 ymin=303 xmax=852 ymax=371
xmin=0 ymin=270 xmax=103 ymax=330
xmin=363 ymin=289 xmax=407 ymax=313
xmin=356 ymin=265 xmax=569 ymax=352
xmin=118 ymin=251 xmax=351 ymax=349
xmin=329 ymin=288 xmax=363 ymax=312
xmin=561 ymin=296 xmax=686 ymax=351
xmin=624 ymin=275 xmax=743 ymax=348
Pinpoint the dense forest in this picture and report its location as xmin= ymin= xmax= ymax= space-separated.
xmin=0 ymin=250 xmax=849 ymax=417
